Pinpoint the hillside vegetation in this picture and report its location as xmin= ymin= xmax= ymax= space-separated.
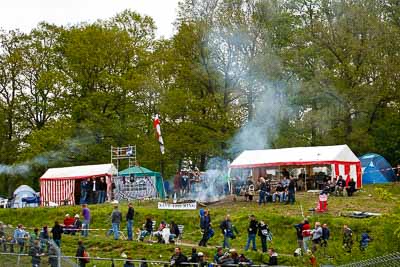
xmin=0 ymin=184 xmax=399 ymax=266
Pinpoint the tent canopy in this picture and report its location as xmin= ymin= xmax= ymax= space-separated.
xmin=230 ymin=145 xmax=359 ymax=168
xmin=12 ymin=185 xmax=38 ymax=208
xmin=118 ymin=166 xmax=165 ymax=199
xmin=40 ymin=163 xmax=117 ymax=181
xmin=360 ymin=153 xmax=396 ymax=184
xmin=119 ymin=166 xmax=160 ymax=177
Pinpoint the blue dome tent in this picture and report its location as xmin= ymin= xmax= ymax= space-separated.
xmin=359 ymin=153 xmax=396 ymax=184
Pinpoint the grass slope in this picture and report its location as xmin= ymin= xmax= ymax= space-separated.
xmin=0 ymin=184 xmax=399 ymax=266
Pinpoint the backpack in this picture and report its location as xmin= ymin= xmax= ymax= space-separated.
xmin=83 ymin=250 xmax=90 ymax=263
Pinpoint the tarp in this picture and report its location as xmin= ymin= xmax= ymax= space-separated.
xmin=40 ymin=164 xmax=118 ymax=180
xmin=12 ymin=185 xmax=38 ymax=208
xmin=118 ymin=166 xmax=165 ymax=199
xmin=360 ymin=153 xmax=396 ymax=184
xmin=230 ymin=145 xmax=362 ymax=188
xmin=40 ymin=163 xmax=117 ymax=206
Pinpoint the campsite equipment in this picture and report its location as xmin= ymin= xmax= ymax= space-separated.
xmin=359 ymin=153 xmax=396 ymax=184
xmin=11 ymin=185 xmax=39 ymax=208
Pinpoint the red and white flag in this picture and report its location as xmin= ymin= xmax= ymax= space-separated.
xmin=153 ymin=114 xmax=165 ymax=154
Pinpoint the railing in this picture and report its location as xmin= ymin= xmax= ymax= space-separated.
xmin=337 ymin=252 xmax=400 ymax=267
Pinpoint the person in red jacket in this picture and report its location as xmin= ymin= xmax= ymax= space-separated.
xmin=63 ymin=214 xmax=75 ymax=234
xmin=302 ymin=220 xmax=311 ymax=252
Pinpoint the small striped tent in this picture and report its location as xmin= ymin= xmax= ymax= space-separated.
xmin=40 ymin=164 xmax=117 ymax=206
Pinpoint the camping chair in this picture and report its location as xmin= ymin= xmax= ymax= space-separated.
xmin=176 ymin=225 xmax=184 ymax=244
xmin=21 ymin=196 xmax=40 ymax=207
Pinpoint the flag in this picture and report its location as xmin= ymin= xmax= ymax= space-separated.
xmin=153 ymin=114 xmax=165 ymax=154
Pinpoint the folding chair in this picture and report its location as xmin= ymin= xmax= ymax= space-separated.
xmin=176 ymin=225 xmax=184 ymax=244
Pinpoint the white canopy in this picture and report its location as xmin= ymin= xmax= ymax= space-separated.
xmin=230 ymin=145 xmax=359 ymax=169
xmin=40 ymin=163 xmax=118 ymax=180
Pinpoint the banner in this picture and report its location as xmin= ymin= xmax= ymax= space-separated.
xmin=157 ymin=202 xmax=197 ymax=210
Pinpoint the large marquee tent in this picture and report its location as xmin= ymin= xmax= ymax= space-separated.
xmin=40 ymin=163 xmax=117 ymax=205
xmin=230 ymin=144 xmax=362 ymax=188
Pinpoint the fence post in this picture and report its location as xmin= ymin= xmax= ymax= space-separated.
xmin=17 ymin=254 xmax=20 ymax=266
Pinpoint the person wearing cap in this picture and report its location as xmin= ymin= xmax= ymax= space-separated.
xmin=197 ymin=252 xmax=207 ymax=267
xmin=72 ymin=215 xmax=82 ymax=235
xmin=245 ymin=215 xmax=258 ymax=251
xmin=110 ymin=205 xmax=122 ymax=240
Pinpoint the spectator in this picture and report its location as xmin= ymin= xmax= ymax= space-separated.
xmin=259 ymin=177 xmax=268 ymax=205
xmin=98 ymin=177 xmax=107 ymax=204
xmin=199 ymin=209 xmax=211 ymax=247
xmin=169 ymin=221 xmax=180 ymax=243
xmin=91 ymin=177 xmax=98 ymax=204
xmin=360 ymin=231 xmax=371 ymax=251
xmin=51 ymin=221 xmax=64 ymax=247
xmin=170 ymin=247 xmax=188 ymax=267
xmin=124 ymin=257 xmax=135 ymax=267
xmin=72 ymin=214 xmax=82 ymax=235
xmin=346 ymin=178 xmax=356 ymax=197
xmin=80 ymin=179 xmax=89 ymax=204
xmin=321 ymin=224 xmax=330 ymax=248
xmin=281 ymin=176 xmax=290 ymax=189
xmin=267 ymin=248 xmax=278 ymax=266
xmin=258 ymin=220 xmax=270 ymax=253
xmin=76 ymin=240 xmax=88 ymax=267
xmin=311 ymin=222 xmax=322 ymax=253
xmin=335 ymin=176 xmax=346 ymax=196
xmin=220 ymin=214 xmax=234 ymax=249
xmin=39 ymin=226 xmax=49 ymax=252
xmin=287 ymin=176 xmax=296 ymax=204
xmin=30 ymin=228 xmax=39 ymax=244
xmin=139 ymin=217 xmax=153 ymax=241
xmin=189 ymin=247 xmax=198 ymax=263
xmin=302 ymin=220 xmax=311 ymax=252
xmin=126 ymin=202 xmax=134 ymax=241
xmin=294 ymin=221 xmax=304 ymax=253
xmin=272 ymin=182 xmax=285 ymax=203
xmin=213 ymin=247 xmax=224 ymax=264
xmin=343 ymin=224 xmax=353 ymax=252
xmin=86 ymin=178 xmax=93 ymax=204
xmin=13 ymin=224 xmax=25 ymax=253
xmin=244 ymin=215 xmax=257 ymax=251
xmin=48 ymin=243 xmax=58 ymax=267
xmin=154 ymin=221 xmax=167 ymax=243
xmin=63 ymin=214 xmax=75 ymax=234
xmin=197 ymin=252 xmax=207 ymax=267
xmin=81 ymin=204 xmax=91 ymax=237
xmin=110 ymin=205 xmax=122 ymax=240
xmin=29 ymin=239 xmax=43 ymax=267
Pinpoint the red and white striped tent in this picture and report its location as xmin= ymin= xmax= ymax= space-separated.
xmin=230 ymin=145 xmax=362 ymax=188
xmin=40 ymin=163 xmax=117 ymax=206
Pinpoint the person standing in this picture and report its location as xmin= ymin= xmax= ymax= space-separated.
xmin=111 ymin=205 xmax=122 ymax=240
xmin=13 ymin=224 xmax=26 ymax=253
xmin=170 ymin=247 xmax=188 ymax=267
xmin=311 ymin=222 xmax=322 ymax=253
xmin=258 ymin=178 xmax=268 ymax=205
xmin=51 ymin=221 xmax=63 ymax=247
xmin=76 ymin=240 xmax=88 ymax=267
xmin=288 ymin=176 xmax=296 ymax=204
xmin=126 ymin=203 xmax=134 ymax=241
xmin=302 ymin=220 xmax=311 ymax=252
xmin=343 ymin=224 xmax=353 ymax=252
xmin=220 ymin=214 xmax=234 ymax=249
xmin=244 ymin=215 xmax=257 ymax=251
xmin=81 ymin=204 xmax=91 ymax=237
xmin=294 ymin=221 xmax=304 ymax=253
xmin=258 ymin=221 xmax=270 ymax=253
xmin=199 ymin=209 xmax=211 ymax=247
xmin=97 ymin=177 xmax=107 ymax=204
xmin=80 ymin=179 xmax=89 ymax=204
xmin=29 ymin=239 xmax=44 ymax=267
xmin=321 ymin=224 xmax=330 ymax=248
xmin=91 ymin=177 xmax=98 ymax=204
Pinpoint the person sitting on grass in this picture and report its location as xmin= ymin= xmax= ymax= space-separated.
xmin=63 ymin=214 xmax=75 ymax=234
xmin=154 ymin=221 xmax=167 ymax=243
xmin=72 ymin=215 xmax=82 ymax=235
xmin=169 ymin=221 xmax=180 ymax=243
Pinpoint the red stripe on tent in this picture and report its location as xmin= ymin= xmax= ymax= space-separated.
xmin=356 ymin=162 xmax=362 ymax=188
xmin=230 ymin=160 xmax=360 ymax=169
xmin=344 ymin=164 xmax=350 ymax=186
xmin=334 ymin=164 xmax=340 ymax=178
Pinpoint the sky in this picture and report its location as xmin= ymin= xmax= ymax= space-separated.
xmin=0 ymin=0 xmax=180 ymax=38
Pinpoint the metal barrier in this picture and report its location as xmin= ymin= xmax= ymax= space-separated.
xmin=337 ymin=252 xmax=400 ymax=267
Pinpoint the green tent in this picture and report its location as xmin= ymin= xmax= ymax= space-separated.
xmin=118 ymin=166 xmax=165 ymax=199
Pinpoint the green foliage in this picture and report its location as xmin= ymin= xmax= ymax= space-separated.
xmin=374 ymin=187 xmax=394 ymax=201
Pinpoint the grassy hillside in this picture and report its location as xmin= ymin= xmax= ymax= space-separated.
xmin=0 ymin=184 xmax=399 ymax=266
